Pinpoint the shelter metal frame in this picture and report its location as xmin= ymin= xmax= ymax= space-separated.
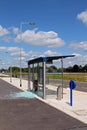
xmin=28 ymin=55 xmax=75 ymax=99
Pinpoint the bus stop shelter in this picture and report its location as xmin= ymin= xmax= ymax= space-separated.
xmin=28 ymin=55 xmax=75 ymax=99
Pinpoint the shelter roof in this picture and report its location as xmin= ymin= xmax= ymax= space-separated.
xmin=28 ymin=55 xmax=75 ymax=65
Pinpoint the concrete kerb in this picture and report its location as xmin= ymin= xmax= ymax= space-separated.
xmin=0 ymin=77 xmax=87 ymax=124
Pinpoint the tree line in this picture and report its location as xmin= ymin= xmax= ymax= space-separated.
xmin=47 ymin=64 xmax=87 ymax=73
xmin=0 ymin=64 xmax=87 ymax=73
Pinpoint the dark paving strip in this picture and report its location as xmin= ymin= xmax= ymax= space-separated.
xmin=0 ymin=78 xmax=23 ymax=99
xmin=46 ymin=79 xmax=87 ymax=92
xmin=0 ymin=78 xmax=86 ymax=130
xmin=0 ymin=99 xmax=86 ymax=130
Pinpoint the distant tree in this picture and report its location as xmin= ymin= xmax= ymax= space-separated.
xmin=0 ymin=68 xmax=7 ymax=73
xmin=47 ymin=65 xmax=57 ymax=72
xmin=82 ymin=64 xmax=87 ymax=72
xmin=78 ymin=65 xmax=83 ymax=72
xmin=57 ymin=68 xmax=62 ymax=72
xmin=65 ymin=66 xmax=73 ymax=72
xmin=72 ymin=64 xmax=79 ymax=72
xmin=22 ymin=68 xmax=28 ymax=72
xmin=11 ymin=66 xmax=20 ymax=72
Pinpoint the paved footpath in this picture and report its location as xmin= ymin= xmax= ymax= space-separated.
xmin=0 ymin=77 xmax=87 ymax=130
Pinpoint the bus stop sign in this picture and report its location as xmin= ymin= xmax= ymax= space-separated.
xmin=69 ymin=80 xmax=76 ymax=90
xmin=69 ymin=80 xmax=76 ymax=106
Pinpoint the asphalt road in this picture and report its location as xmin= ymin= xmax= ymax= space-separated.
xmin=47 ymin=79 xmax=87 ymax=92
xmin=0 ymin=78 xmax=86 ymax=130
xmin=22 ymin=76 xmax=87 ymax=92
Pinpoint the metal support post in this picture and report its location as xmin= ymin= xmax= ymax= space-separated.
xmin=70 ymin=88 xmax=73 ymax=106
xmin=19 ymin=22 xmax=22 ymax=87
xmin=61 ymin=57 xmax=64 ymax=98
xmin=10 ymin=66 xmax=12 ymax=82
xmin=28 ymin=64 xmax=30 ymax=90
xmin=43 ymin=61 xmax=46 ymax=99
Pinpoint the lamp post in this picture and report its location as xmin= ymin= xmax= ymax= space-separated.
xmin=6 ymin=52 xmax=12 ymax=82
xmin=20 ymin=22 xmax=35 ymax=87
xmin=0 ymin=59 xmax=2 ymax=75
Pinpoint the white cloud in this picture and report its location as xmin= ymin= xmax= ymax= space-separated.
xmin=28 ymin=50 xmax=62 ymax=60
xmin=72 ymin=52 xmax=82 ymax=57
xmin=0 ymin=45 xmax=86 ymax=68
xmin=15 ymin=30 xmax=65 ymax=48
xmin=8 ymin=47 xmax=21 ymax=56
xmin=12 ymin=27 xmax=19 ymax=34
xmin=7 ymin=26 xmax=19 ymax=35
xmin=0 ymin=46 xmax=7 ymax=51
xmin=77 ymin=10 xmax=87 ymax=25
xmin=69 ymin=41 xmax=87 ymax=51
xmin=0 ymin=46 xmax=39 ymax=64
xmin=0 ymin=46 xmax=21 ymax=57
xmin=0 ymin=26 xmax=20 ymax=42
xmin=64 ymin=53 xmax=87 ymax=67
xmin=8 ymin=47 xmax=20 ymax=53
xmin=0 ymin=25 xmax=9 ymax=37
xmin=8 ymin=47 xmax=29 ymax=59
xmin=0 ymin=25 xmax=65 ymax=48
xmin=2 ymin=36 xmax=11 ymax=42
xmin=43 ymin=50 xmax=61 ymax=57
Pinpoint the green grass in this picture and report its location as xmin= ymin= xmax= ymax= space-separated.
xmin=0 ymin=75 xmax=9 ymax=78
xmin=1 ymin=72 xmax=87 ymax=82
xmin=14 ymin=72 xmax=87 ymax=82
xmin=46 ymin=73 xmax=87 ymax=82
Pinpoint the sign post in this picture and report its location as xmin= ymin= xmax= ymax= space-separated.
xmin=69 ymin=80 xmax=76 ymax=106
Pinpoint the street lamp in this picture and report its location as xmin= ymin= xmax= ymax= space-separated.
xmin=20 ymin=22 xmax=35 ymax=87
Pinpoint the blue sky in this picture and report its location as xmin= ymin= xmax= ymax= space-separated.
xmin=0 ymin=0 xmax=87 ymax=68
